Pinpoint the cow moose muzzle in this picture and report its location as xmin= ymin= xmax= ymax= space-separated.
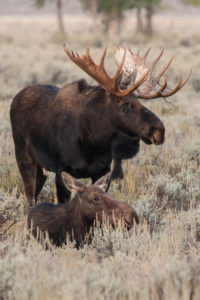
xmin=112 ymin=202 xmax=139 ymax=230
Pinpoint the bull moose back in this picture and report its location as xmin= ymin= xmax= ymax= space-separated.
xmin=10 ymin=44 xmax=191 ymax=214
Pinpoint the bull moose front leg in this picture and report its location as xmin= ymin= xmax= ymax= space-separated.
xmin=35 ymin=166 xmax=48 ymax=199
xmin=55 ymin=173 xmax=71 ymax=203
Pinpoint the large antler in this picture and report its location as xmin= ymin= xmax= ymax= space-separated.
xmin=63 ymin=44 xmax=162 ymax=98
xmin=114 ymin=45 xmax=192 ymax=99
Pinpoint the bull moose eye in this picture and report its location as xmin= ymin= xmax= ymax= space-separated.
xmin=121 ymin=102 xmax=131 ymax=113
xmin=94 ymin=196 xmax=99 ymax=201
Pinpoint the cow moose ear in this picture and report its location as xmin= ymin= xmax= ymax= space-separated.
xmin=61 ymin=172 xmax=84 ymax=193
xmin=93 ymin=172 xmax=111 ymax=192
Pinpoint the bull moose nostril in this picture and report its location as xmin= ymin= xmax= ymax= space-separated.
xmin=149 ymin=126 xmax=154 ymax=135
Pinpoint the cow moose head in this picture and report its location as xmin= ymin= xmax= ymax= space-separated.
xmin=28 ymin=172 xmax=139 ymax=247
xmin=61 ymin=172 xmax=139 ymax=230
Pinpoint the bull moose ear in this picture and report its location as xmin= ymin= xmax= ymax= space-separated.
xmin=93 ymin=172 xmax=111 ymax=192
xmin=61 ymin=172 xmax=84 ymax=193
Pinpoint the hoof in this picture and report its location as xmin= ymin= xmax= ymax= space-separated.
xmin=30 ymin=198 xmax=36 ymax=207
xmin=24 ymin=198 xmax=36 ymax=215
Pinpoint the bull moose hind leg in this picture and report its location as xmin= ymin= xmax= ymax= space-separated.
xmin=15 ymin=148 xmax=38 ymax=214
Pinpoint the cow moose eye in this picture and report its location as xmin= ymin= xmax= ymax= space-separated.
xmin=94 ymin=196 xmax=99 ymax=201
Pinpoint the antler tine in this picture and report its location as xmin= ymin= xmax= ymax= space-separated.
xmin=148 ymin=49 xmax=164 ymax=76
xmin=63 ymin=44 xmax=130 ymax=97
xmin=113 ymin=48 xmax=127 ymax=85
xmin=85 ymin=44 xmax=96 ymax=65
xmin=126 ymin=45 xmax=133 ymax=55
xmin=63 ymin=45 xmax=72 ymax=57
xmin=152 ymin=57 xmax=173 ymax=86
xmin=64 ymin=44 xmax=191 ymax=99
xmin=99 ymin=47 xmax=107 ymax=68
xmin=139 ymin=75 xmax=182 ymax=99
xmin=142 ymin=47 xmax=151 ymax=64
xmin=86 ymin=43 xmax=90 ymax=56
xmin=160 ymin=75 xmax=183 ymax=97
xmin=122 ymin=50 xmax=165 ymax=96
xmin=137 ymin=68 xmax=192 ymax=99
xmin=160 ymin=69 xmax=192 ymax=98
xmin=180 ymin=68 xmax=192 ymax=89
xmin=136 ymin=78 xmax=167 ymax=99
xmin=120 ymin=67 xmax=153 ymax=97
xmin=99 ymin=47 xmax=112 ymax=80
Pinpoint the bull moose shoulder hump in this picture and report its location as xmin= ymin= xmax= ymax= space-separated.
xmin=10 ymin=45 xmax=191 ymax=214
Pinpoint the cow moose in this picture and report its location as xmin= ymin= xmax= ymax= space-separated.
xmin=10 ymin=45 xmax=191 ymax=214
xmin=28 ymin=172 xmax=139 ymax=248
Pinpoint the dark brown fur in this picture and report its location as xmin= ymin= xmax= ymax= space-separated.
xmin=28 ymin=172 xmax=139 ymax=248
xmin=10 ymin=79 xmax=165 ymax=213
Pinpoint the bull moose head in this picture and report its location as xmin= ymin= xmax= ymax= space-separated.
xmin=63 ymin=44 xmax=191 ymax=147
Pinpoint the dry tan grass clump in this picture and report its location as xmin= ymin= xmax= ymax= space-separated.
xmin=0 ymin=14 xmax=200 ymax=300
xmin=1 ymin=211 xmax=200 ymax=300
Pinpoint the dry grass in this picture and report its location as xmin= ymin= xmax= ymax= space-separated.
xmin=0 ymin=14 xmax=200 ymax=300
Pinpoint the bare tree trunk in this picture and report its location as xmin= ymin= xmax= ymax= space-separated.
xmin=91 ymin=0 xmax=98 ymax=33
xmin=136 ymin=7 xmax=143 ymax=33
xmin=106 ymin=5 xmax=118 ymax=38
xmin=107 ymin=18 xmax=118 ymax=37
xmin=116 ymin=12 xmax=123 ymax=35
xmin=56 ymin=0 xmax=65 ymax=34
xmin=145 ymin=5 xmax=153 ymax=36
xmin=102 ymin=15 xmax=109 ymax=34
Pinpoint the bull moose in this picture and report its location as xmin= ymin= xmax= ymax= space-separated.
xmin=10 ymin=45 xmax=191 ymax=214
xmin=28 ymin=172 xmax=139 ymax=248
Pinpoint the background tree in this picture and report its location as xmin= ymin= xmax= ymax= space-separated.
xmin=133 ymin=0 xmax=161 ymax=36
xmin=98 ymin=0 xmax=135 ymax=36
xmin=35 ymin=0 xmax=66 ymax=34
xmin=79 ymin=0 xmax=161 ymax=37
xmin=79 ymin=0 xmax=134 ymax=37
xmin=78 ymin=0 xmax=99 ymax=33
xmin=135 ymin=5 xmax=143 ymax=33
